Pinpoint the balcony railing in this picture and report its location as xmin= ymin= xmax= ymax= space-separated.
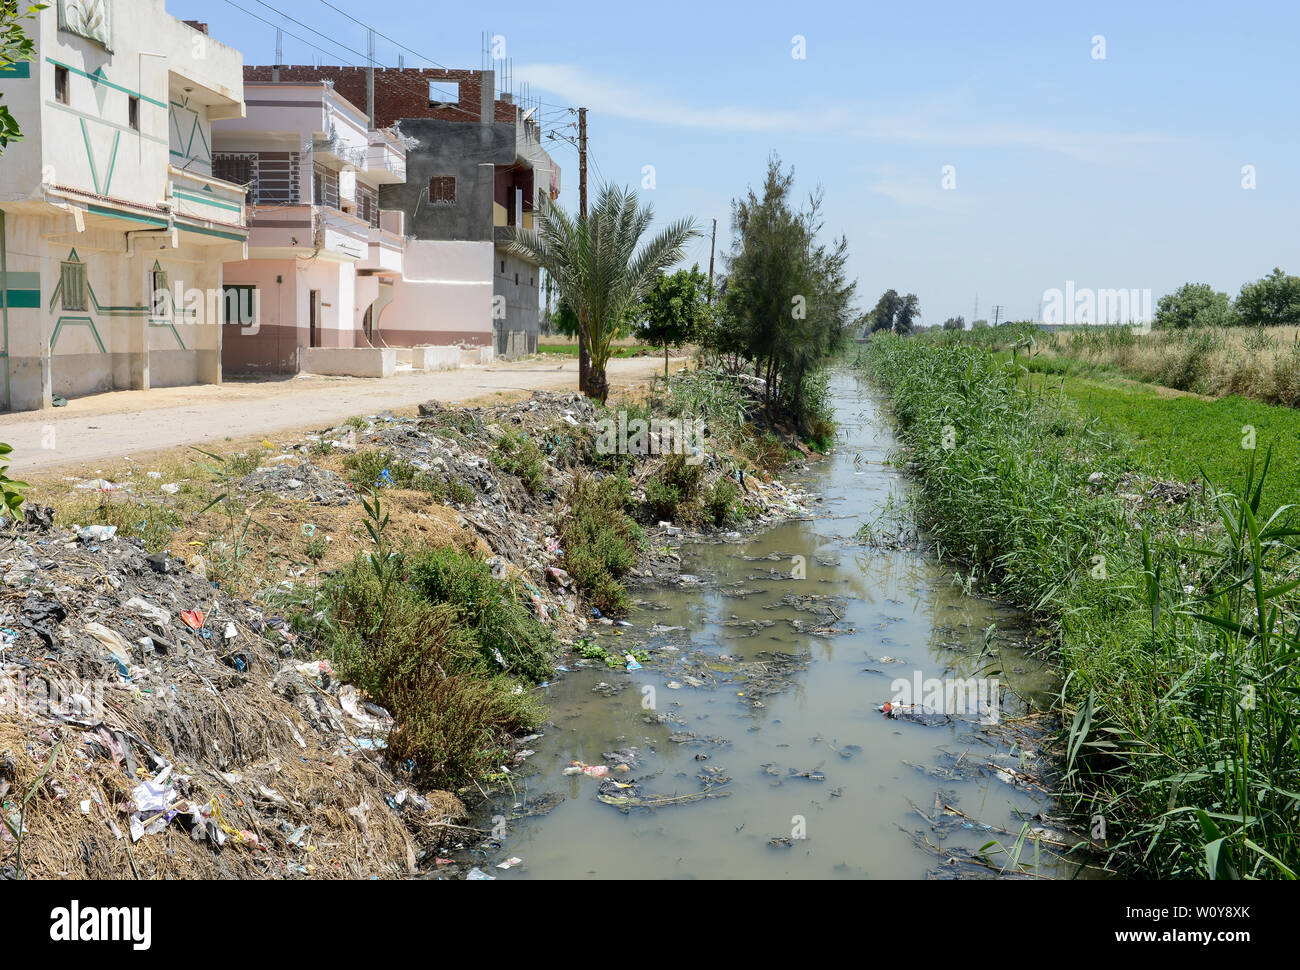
xmin=167 ymin=166 xmax=247 ymax=229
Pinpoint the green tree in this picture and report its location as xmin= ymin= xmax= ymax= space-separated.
xmin=942 ymin=315 xmax=965 ymax=331
xmin=868 ymin=289 xmax=899 ymax=334
xmin=708 ymin=154 xmax=857 ymax=426
xmin=509 ymin=184 xmax=699 ymax=403
xmin=551 ymin=296 xmax=579 ymax=338
xmin=1 ymin=3 xmax=44 ymax=154
xmin=1153 ymin=282 xmax=1235 ymax=329
xmin=868 ymin=289 xmax=920 ymax=334
xmin=895 ymin=293 xmax=920 ymax=333
xmin=1235 ymin=268 xmax=1300 ymax=328
xmin=636 ymin=264 xmax=711 ymax=376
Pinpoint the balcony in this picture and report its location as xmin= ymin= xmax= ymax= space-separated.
xmin=359 ymin=209 xmax=404 ymax=275
xmin=167 ymin=166 xmax=248 ymax=241
xmin=312 ymin=126 xmax=369 ymax=171
xmin=318 ymin=206 xmax=369 ymax=260
xmin=247 ymin=204 xmax=368 ymax=261
xmin=366 ymin=131 xmax=407 ymax=184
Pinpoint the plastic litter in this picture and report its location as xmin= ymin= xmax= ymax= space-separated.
xmin=77 ymin=525 xmax=118 ymax=541
xmin=877 ymin=701 xmax=952 ymax=726
xmin=82 ymin=622 xmax=133 ymax=667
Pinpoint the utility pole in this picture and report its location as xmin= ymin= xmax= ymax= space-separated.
xmin=366 ymin=28 xmax=376 ymax=129
xmin=707 ymin=218 xmax=717 ymax=304
xmin=577 ymin=106 xmax=589 ymax=393
xmin=991 ymin=305 xmax=1004 ymax=327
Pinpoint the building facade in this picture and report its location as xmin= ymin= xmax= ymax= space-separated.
xmin=0 ymin=3 xmax=248 ymax=411
xmin=243 ymin=65 xmax=560 ymax=358
xmin=211 ymin=82 xmax=406 ymax=373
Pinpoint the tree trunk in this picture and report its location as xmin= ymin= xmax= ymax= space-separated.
xmin=664 ymin=343 xmax=669 ymax=378
xmin=588 ymin=366 xmax=609 ymax=405
xmin=577 ymin=312 xmax=591 ymax=393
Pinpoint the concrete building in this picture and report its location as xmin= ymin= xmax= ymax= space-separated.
xmin=211 ymin=81 xmax=407 ymax=374
xmin=0 ymin=4 xmax=248 ymax=411
xmin=243 ymin=65 xmax=560 ymax=358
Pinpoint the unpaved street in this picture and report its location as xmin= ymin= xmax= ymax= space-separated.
xmin=0 ymin=356 xmax=675 ymax=475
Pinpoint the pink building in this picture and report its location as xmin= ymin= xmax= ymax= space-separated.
xmin=211 ymin=82 xmax=406 ymax=374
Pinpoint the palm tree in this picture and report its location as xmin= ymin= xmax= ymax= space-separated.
xmin=509 ymin=184 xmax=699 ymax=403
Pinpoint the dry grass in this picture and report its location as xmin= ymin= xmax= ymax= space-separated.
xmin=1038 ymin=325 xmax=1300 ymax=406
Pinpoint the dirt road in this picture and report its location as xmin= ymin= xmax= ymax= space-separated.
xmin=1 ymin=356 xmax=675 ymax=475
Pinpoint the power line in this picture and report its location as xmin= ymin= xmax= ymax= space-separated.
xmin=220 ymin=0 xmax=365 ymax=66
xmin=315 ymin=0 xmax=448 ymax=69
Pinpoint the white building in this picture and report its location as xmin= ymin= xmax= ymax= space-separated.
xmin=0 ymin=2 xmax=248 ymax=411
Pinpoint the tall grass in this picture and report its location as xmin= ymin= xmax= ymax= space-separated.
xmin=861 ymin=335 xmax=1300 ymax=879
xmin=964 ymin=322 xmax=1300 ymax=407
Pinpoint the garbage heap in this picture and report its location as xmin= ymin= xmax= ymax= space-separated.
xmin=298 ymin=391 xmax=810 ymax=636
xmin=0 ymin=509 xmax=455 ymax=880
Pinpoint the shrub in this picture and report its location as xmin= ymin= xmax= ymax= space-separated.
xmin=406 ymin=545 xmax=555 ymax=682
xmin=492 ymin=431 xmax=548 ymax=496
xmin=559 ymin=473 xmax=643 ymax=614
xmin=704 ymin=476 xmax=741 ymax=526
xmin=306 ymin=494 xmax=550 ymax=788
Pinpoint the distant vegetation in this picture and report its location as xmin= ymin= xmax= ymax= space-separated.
xmin=1155 ymin=268 xmax=1300 ymax=330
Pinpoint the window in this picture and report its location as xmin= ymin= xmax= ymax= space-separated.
xmin=222 ymin=285 xmax=257 ymax=328
xmin=428 ymin=81 xmax=460 ymax=107
xmin=149 ymin=266 xmax=168 ymax=318
xmin=212 ymin=153 xmax=255 ymax=204
xmin=60 ymin=260 xmax=86 ymax=311
xmin=356 ymin=184 xmax=379 ymax=228
xmin=429 ymin=175 xmax=456 ymax=205
xmin=54 ymin=65 xmax=69 ymax=104
xmin=128 ymin=96 xmax=140 ymax=131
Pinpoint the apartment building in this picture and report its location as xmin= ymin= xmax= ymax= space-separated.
xmin=0 ymin=3 xmax=248 ymax=411
xmin=243 ymin=65 xmax=560 ymax=358
xmin=211 ymin=81 xmax=407 ymax=373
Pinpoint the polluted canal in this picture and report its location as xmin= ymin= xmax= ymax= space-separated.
xmin=461 ymin=371 xmax=1081 ymax=879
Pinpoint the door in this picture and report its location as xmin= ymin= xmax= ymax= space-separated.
xmin=309 ymin=289 xmax=321 ymax=347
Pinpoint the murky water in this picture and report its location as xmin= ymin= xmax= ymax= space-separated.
xmin=468 ymin=372 xmax=1077 ymax=879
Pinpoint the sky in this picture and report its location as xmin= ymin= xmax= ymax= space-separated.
xmin=172 ymin=0 xmax=1300 ymax=326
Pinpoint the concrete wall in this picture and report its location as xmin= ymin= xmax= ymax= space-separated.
xmin=395 ymin=346 xmax=459 ymax=371
xmin=493 ymin=247 xmax=540 ymax=356
xmin=376 ymin=239 xmax=492 ymax=346
xmin=299 ymin=346 xmax=395 ymax=378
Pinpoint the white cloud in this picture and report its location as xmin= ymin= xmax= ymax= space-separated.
xmin=518 ymin=63 xmax=1182 ymax=163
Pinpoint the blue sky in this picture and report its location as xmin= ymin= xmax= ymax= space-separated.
xmin=174 ymin=0 xmax=1299 ymax=325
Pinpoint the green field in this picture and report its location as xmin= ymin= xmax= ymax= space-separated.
xmin=537 ymin=343 xmax=655 ymax=358
xmin=1020 ymin=365 xmax=1300 ymax=519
